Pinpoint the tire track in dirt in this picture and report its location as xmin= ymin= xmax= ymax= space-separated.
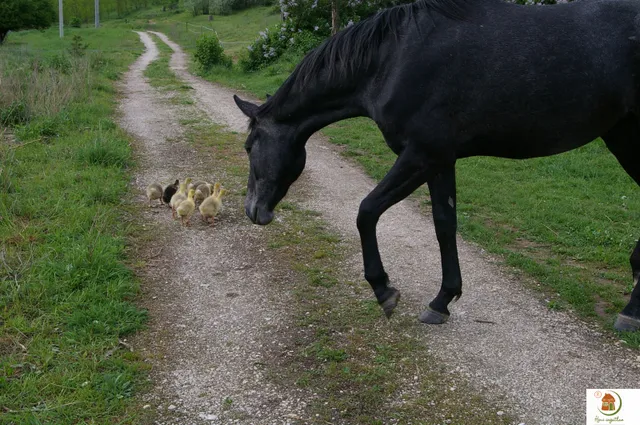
xmin=119 ymin=32 xmax=311 ymax=424
xmin=151 ymin=31 xmax=640 ymax=425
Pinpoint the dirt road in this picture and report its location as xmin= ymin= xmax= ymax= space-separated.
xmin=119 ymin=32 xmax=311 ymax=424
xmin=121 ymin=31 xmax=640 ymax=425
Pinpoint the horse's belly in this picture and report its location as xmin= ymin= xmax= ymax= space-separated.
xmin=459 ymin=127 xmax=604 ymax=160
xmin=457 ymin=97 xmax=629 ymax=159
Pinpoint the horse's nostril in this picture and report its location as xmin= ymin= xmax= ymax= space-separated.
xmin=245 ymin=204 xmax=258 ymax=223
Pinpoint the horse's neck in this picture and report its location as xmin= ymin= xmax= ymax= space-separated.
xmin=275 ymin=75 xmax=368 ymax=142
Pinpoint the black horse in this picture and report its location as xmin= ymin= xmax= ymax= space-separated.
xmin=234 ymin=0 xmax=640 ymax=332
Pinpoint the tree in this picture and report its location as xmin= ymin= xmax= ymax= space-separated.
xmin=0 ymin=0 xmax=55 ymax=44
xmin=330 ymin=0 xmax=338 ymax=35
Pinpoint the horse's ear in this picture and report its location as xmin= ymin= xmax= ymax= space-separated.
xmin=265 ymin=93 xmax=272 ymax=100
xmin=233 ymin=95 xmax=259 ymax=118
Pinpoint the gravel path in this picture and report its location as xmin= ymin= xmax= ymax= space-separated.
xmin=119 ymin=32 xmax=310 ymax=425
xmin=148 ymin=31 xmax=640 ymax=425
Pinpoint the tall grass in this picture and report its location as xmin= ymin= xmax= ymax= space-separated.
xmin=0 ymin=54 xmax=94 ymax=124
xmin=0 ymin=27 xmax=150 ymax=423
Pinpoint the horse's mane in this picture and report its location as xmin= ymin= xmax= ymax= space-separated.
xmin=255 ymin=0 xmax=471 ymax=121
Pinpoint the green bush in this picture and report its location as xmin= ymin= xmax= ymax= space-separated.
xmin=69 ymin=34 xmax=89 ymax=57
xmin=194 ymin=33 xmax=232 ymax=70
xmin=70 ymin=16 xmax=82 ymax=28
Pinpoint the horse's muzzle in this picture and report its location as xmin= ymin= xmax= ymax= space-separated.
xmin=246 ymin=203 xmax=274 ymax=225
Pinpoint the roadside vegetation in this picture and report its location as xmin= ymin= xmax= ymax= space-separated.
xmin=117 ymin=3 xmax=640 ymax=347
xmin=0 ymin=27 xmax=150 ymax=423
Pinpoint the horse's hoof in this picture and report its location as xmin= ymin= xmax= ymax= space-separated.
xmin=380 ymin=288 xmax=401 ymax=319
xmin=419 ymin=307 xmax=449 ymax=324
xmin=614 ymin=314 xmax=640 ymax=332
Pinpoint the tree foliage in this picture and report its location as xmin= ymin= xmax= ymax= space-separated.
xmin=0 ymin=0 xmax=56 ymax=44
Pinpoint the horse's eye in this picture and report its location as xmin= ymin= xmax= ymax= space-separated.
xmin=245 ymin=146 xmax=251 ymax=155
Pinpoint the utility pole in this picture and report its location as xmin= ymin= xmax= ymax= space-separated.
xmin=95 ymin=0 xmax=100 ymax=28
xmin=59 ymin=0 xmax=64 ymax=37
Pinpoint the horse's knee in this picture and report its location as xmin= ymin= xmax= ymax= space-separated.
xmin=357 ymin=198 xmax=379 ymax=231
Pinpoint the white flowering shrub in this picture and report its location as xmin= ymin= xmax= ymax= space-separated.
xmin=240 ymin=23 xmax=323 ymax=71
xmin=240 ymin=25 xmax=291 ymax=71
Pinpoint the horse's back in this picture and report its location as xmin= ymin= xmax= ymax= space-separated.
xmin=372 ymin=0 xmax=640 ymax=158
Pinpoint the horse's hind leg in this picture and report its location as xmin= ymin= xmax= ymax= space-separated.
xmin=420 ymin=167 xmax=462 ymax=324
xmin=603 ymin=116 xmax=640 ymax=331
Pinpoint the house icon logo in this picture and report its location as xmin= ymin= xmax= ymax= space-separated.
xmin=602 ymin=393 xmax=617 ymax=411
xmin=594 ymin=390 xmax=623 ymax=416
xmin=588 ymin=388 xmax=640 ymax=424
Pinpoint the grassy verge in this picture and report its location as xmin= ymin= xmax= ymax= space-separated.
xmin=130 ymin=7 xmax=640 ymax=347
xmin=0 ymin=27 xmax=151 ymax=423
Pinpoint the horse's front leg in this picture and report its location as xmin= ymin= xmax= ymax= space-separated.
xmin=357 ymin=147 xmax=431 ymax=318
xmin=420 ymin=166 xmax=462 ymax=324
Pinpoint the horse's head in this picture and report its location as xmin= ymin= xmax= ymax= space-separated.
xmin=234 ymin=95 xmax=306 ymax=225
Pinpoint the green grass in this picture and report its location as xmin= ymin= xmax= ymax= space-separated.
xmin=1 ymin=26 xmax=151 ymax=423
xmin=130 ymin=6 xmax=640 ymax=347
